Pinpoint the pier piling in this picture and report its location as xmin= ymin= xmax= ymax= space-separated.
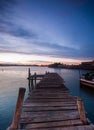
xmin=28 ymin=68 xmax=31 ymax=91
xmin=10 ymin=88 xmax=26 ymax=129
xmin=77 ymin=98 xmax=88 ymax=124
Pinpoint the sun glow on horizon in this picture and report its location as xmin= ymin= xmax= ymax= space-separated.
xmin=0 ymin=52 xmax=82 ymax=65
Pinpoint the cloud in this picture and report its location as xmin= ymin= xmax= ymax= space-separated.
xmin=0 ymin=32 xmax=79 ymax=59
xmin=0 ymin=0 xmax=38 ymax=39
xmin=0 ymin=0 xmax=16 ymax=21
xmin=0 ymin=18 xmax=93 ymax=60
xmin=1 ymin=31 xmax=93 ymax=60
xmin=0 ymin=20 xmax=37 ymax=39
xmin=9 ymin=26 xmax=37 ymax=38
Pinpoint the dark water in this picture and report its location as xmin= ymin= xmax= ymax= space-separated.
xmin=0 ymin=66 xmax=94 ymax=130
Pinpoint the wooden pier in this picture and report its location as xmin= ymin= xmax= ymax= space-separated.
xmin=8 ymin=72 xmax=94 ymax=130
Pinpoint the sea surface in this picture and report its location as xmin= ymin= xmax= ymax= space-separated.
xmin=0 ymin=66 xmax=94 ymax=130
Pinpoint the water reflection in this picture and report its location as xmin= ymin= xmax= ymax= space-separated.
xmin=80 ymin=85 xmax=94 ymax=96
xmin=80 ymin=85 xmax=94 ymax=123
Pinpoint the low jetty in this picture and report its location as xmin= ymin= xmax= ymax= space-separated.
xmin=8 ymin=71 xmax=94 ymax=130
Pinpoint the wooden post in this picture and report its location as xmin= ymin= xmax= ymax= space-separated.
xmin=10 ymin=88 xmax=26 ymax=129
xmin=28 ymin=68 xmax=31 ymax=91
xmin=34 ymin=72 xmax=36 ymax=87
xmin=28 ymin=68 xmax=31 ymax=78
xmin=31 ymin=76 xmax=33 ymax=90
xmin=79 ymin=69 xmax=81 ymax=78
xmin=77 ymin=98 xmax=87 ymax=124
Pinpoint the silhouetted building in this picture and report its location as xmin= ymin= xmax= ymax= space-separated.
xmin=81 ymin=60 xmax=94 ymax=66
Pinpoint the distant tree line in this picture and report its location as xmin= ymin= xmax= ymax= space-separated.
xmin=48 ymin=61 xmax=94 ymax=71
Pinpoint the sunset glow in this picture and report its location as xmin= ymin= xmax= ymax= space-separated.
xmin=0 ymin=52 xmax=82 ymax=65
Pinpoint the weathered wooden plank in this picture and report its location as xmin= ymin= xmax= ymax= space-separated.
xmin=20 ymin=111 xmax=80 ymax=123
xmin=30 ymin=93 xmax=72 ymax=97
xmin=29 ymin=93 xmax=71 ymax=97
xmin=23 ymin=106 xmax=78 ymax=112
xmin=26 ymin=97 xmax=75 ymax=100
xmin=30 ymin=90 xmax=70 ymax=94
xmin=34 ymin=87 xmax=68 ymax=90
xmin=26 ymin=99 xmax=75 ymax=101
xmin=26 ymin=125 xmax=94 ymax=130
xmin=25 ymin=99 xmax=77 ymax=103
xmin=30 ymin=92 xmax=70 ymax=95
xmin=36 ymin=89 xmax=69 ymax=92
xmin=26 ymin=119 xmax=83 ymax=129
xmin=31 ymin=92 xmax=70 ymax=95
xmin=30 ymin=95 xmax=72 ymax=98
xmin=13 ymin=125 xmax=94 ymax=130
xmin=27 ymin=97 xmax=76 ymax=100
xmin=21 ymin=110 xmax=79 ymax=118
xmin=37 ymin=82 xmax=65 ymax=84
xmin=36 ymin=86 xmax=65 ymax=88
xmin=28 ymin=94 xmax=74 ymax=99
xmin=30 ymin=92 xmax=71 ymax=96
xmin=36 ymin=86 xmax=67 ymax=88
xmin=23 ymin=102 xmax=77 ymax=107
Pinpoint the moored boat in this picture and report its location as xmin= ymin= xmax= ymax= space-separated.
xmin=80 ymin=72 xmax=94 ymax=88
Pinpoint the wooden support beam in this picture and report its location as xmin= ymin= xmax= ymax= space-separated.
xmin=28 ymin=68 xmax=31 ymax=78
xmin=77 ymin=98 xmax=88 ymax=124
xmin=34 ymin=72 xmax=37 ymax=87
xmin=9 ymin=88 xmax=26 ymax=129
xmin=28 ymin=68 xmax=31 ymax=91
xmin=31 ymin=77 xmax=33 ymax=90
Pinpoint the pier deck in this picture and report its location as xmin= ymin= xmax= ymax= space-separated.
xmin=9 ymin=73 xmax=94 ymax=130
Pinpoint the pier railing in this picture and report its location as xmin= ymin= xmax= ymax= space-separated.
xmin=27 ymin=68 xmax=45 ymax=91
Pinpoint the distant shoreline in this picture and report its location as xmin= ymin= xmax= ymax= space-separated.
xmin=0 ymin=64 xmax=94 ymax=71
xmin=48 ymin=66 xmax=94 ymax=71
xmin=0 ymin=64 xmax=39 ymax=67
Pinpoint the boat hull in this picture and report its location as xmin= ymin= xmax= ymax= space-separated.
xmin=80 ymin=79 xmax=94 ymax=88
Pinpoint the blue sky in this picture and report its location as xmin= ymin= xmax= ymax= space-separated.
xmin=0 ymin=0 xmax=94 ymax=64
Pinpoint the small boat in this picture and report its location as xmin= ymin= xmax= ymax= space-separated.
xmin=80 ymin=72 xmax=94 ymax=88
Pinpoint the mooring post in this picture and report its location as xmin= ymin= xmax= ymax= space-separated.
xmin=28 ymin=68 xmax=31 ymax=91
xmin=9 ymin=88 xmax=26 ymax=129
xmin=34 ymin=72 xmax=36 ymax=87
xmin=79 ymin=69 xmax=81 ymax=78
xmin=31 ymin=76 xmax=33 ymax=90
xmin=77 ymin=98 xmax=87 ymax=124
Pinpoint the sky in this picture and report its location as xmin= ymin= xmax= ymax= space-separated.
xmin=0 ymin=0 xmax=94 ymax=65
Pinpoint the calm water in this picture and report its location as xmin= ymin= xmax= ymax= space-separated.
xmin=0 ymin=66 xmax=94 ymax=130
